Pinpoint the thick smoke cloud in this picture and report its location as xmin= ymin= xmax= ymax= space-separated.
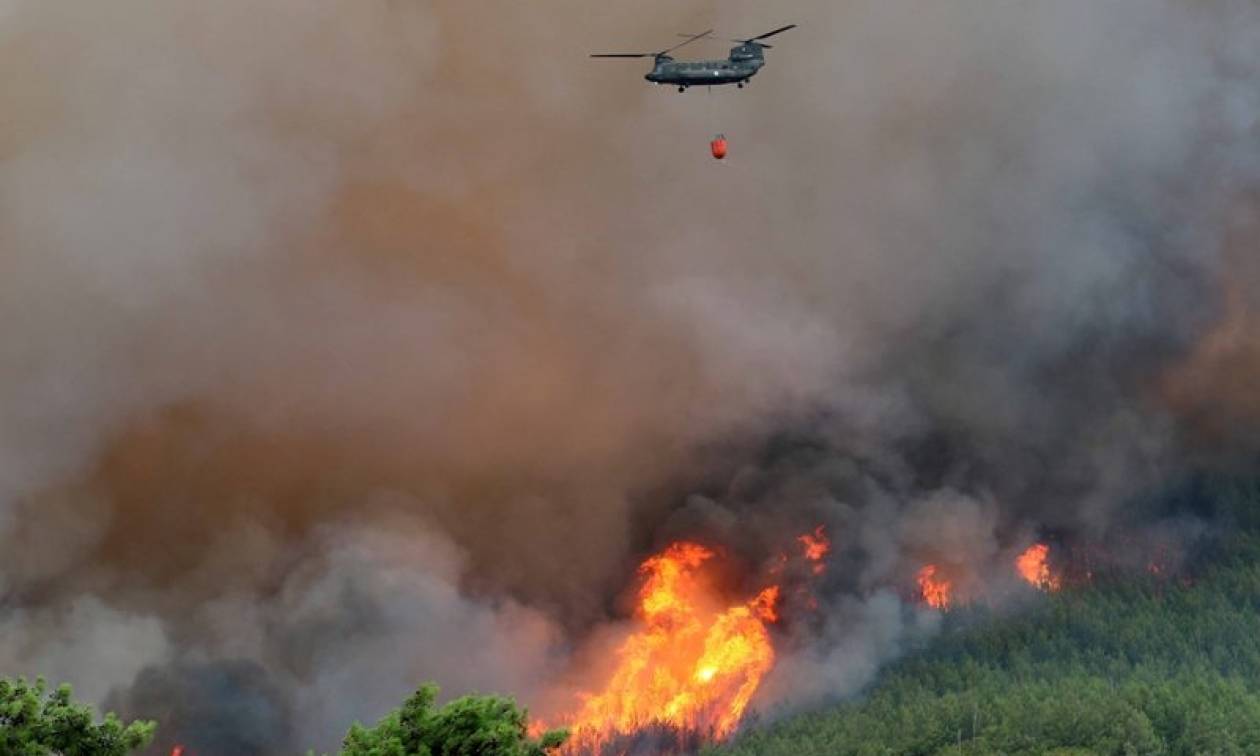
xmin=3 ymin=0 xmax=1260 ymax=751
xmin=107 ymin=661 xmax=294 ymax=756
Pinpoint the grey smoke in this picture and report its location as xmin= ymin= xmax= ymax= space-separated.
xmin=106 ymin=660 xmax=294 ymax=756
xmin=3 ymin=0 xmax=1260 ymax=751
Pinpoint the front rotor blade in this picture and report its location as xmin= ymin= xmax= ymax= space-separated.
xmin=747 ymin=24 xmax=796 ymax=42
xmin=677 ymin=32 xmax=773 ymax=48
xmin=659 ymin=29 xmax=713 ymax=56
xmin=590 ymin=53 xmax=653 ymax=58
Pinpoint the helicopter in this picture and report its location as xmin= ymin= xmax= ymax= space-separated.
xmin=591 ymin=25 xmax=797 ymax=92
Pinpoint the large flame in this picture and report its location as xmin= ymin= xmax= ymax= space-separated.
xmin=1016 ymin=543 xmax=1062 ymax=591
xmin=560 ymin=542 xmax=779 ymax=751
xmin=917 ymin=564 xmax=953 ymax=609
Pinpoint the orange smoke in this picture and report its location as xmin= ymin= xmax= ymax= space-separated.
xmin=917 ymin=564 xmax=953 ymax=609
xmin=1015 ymin=543 xmax=1062 ymax=592
xmin=797 ymin=526 xmax=830 ymax=575
xmin=1161 ymin=200 xmax=1260 ymax=442
xmin=559 ymin=542 xmax=779 ymax=751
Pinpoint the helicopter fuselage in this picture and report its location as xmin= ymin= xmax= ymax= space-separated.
xmin=646 ymin=56 xmax=764 ymax=87
xmin=592 ymin=27 xmax=794 ymax=92
xmin=645 ymin=43 xmax=767 ymax=89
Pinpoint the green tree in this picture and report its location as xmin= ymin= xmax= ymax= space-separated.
xmin=340 ymin=683 xmax=568 ymax=756
xmin=0 ymin=677 xmax=155 ymax=756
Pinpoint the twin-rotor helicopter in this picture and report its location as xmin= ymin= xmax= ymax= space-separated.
xmin=591 ymin=25 xmax=797 ymax=93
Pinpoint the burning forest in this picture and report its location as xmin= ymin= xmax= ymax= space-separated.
xmin=6 ymin=0 xmax=1260 ymax=754
xmin=552 ymin=542 xmax=778 ymax=752
xmin=539 ymin=528 xmax=831 ymax=753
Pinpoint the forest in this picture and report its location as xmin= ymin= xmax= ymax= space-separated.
xmin=7 ymin=478 xmax=1260 ymax=755
xmin=709 ymin=478 xmax=1260 ymax=755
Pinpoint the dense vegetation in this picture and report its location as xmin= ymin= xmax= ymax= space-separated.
xmin=7 ymin=479 xmax=1260 ymax=755
xmin=340 ymin=683 xmax=568 ymax=756
xmin=710 ymin=482 xmax=1260 ymax=755
xmin=0 ymin=678 xmax=154 ymax=756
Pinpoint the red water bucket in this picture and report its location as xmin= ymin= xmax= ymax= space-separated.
xmin=710 ymin=135 xmax=728 ymax=160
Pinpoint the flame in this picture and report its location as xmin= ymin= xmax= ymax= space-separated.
xmin=559 ymin=542 xmax=778 ymax=750
xmin=170 ymin=748 xmax=184 ymax=756
xmin=1016 ymin=544 xmax=1062 ymax=591
xmin=797 ymin=526 xmax=830 ymax=575
xmin=917 ymin=564 xmax=953 ymax=609
xmin=750 ymin=585 xmax=781 ymax=623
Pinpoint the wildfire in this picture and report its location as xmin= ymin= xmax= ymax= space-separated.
xmin=917 ymin=564 xmax=953 ymax=609
xmin=559 ymin=542 xmax=779 ymax=751
xmin=797 ymin=526 xmax=830 ymax=575
xmin=1016 ymin=543 xmax=1062 ymax=591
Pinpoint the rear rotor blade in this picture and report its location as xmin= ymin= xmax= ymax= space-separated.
xmin=590 ymin=53 xmax=653 ymax=58
xmin=745 ymin=24 xmax=796 ymax=42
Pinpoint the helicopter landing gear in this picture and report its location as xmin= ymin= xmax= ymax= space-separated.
xmin=678 ymin=86 xmax=686 ymax=93
xmin=737 ymin=82 xmax=744 ymax=89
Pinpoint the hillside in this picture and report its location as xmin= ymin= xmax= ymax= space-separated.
xmin=710 ymin=488 xmax=1260 ymax=755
